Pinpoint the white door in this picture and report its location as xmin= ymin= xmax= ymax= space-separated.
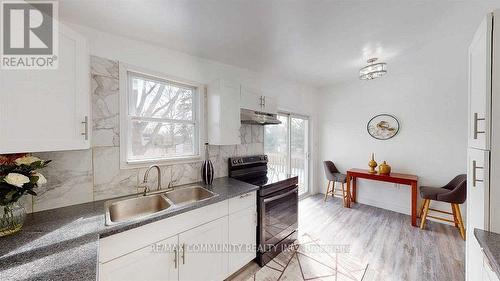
xmin=228 ymin=206 xmax=257 ymax=274
xmin=179 ymin=217 xmax=229 ymax=281
xmin=0 ymin=25 xmax=90 ymax=153
xmin=468 ymin=14 xmax=492 ymax=150
xmin=99 ymin=235 xmax=179 ymax=281
xmin=467 ymin=148 xmax=490 ymax=281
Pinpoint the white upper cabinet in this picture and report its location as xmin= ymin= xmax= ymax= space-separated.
xmin=240 ymin=86 xmax=277 ymax=114
xmin=207 ymin=79 xmax=241 ymax=145
xmin=240 ymin=86 xmax=263 ymax=112
xmin=468 ymin=14 xmax=492 ymax=150
xmin=0 ymin=25 xmax=90 ymax=154
xmin=262 ymin=95 xmax=277 ymax=114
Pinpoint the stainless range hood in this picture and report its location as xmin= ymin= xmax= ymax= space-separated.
xmin=240 ymin=108 xmax=281 ymax=125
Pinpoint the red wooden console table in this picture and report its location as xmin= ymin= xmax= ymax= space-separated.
xmin=346 ymin=168 xmax=419 ymax=227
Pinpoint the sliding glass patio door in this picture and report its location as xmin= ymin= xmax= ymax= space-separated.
xmin=264 ymin=113 xmax=310 ymax=196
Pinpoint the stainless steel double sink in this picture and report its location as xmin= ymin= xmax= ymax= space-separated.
xmin=105 ymin=186 xmax=217 ymax=225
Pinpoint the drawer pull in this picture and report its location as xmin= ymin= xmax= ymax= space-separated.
xmin=181 ymin=243 xmax=186 ymax=265
xmin=174 ymin=247 xmax=178 ymax=269
xmin=473 ymin=113 xmax=486 ymax=139
xmin=81 ymin=116 xmax=89 ymax=140
xmin=472 ymin=160 xmax=484 ymax=187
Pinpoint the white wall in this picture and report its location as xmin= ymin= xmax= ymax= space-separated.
xmin=66 ymin=23 xmax=317 ymax=115
xmin=317 ymin=23 xmax=470 ymax=217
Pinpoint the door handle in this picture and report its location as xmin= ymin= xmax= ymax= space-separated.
xmin=81 ymin=116 xmax=89 ymax=140
xmin=473 ymin=113 xmax=486 ymax=139
xmin=472 ymin=160 xmax=484 ymax=187
xmin=181 ymin=243 xmax=186 ymax=265
xmin=174 ymin=247 xmax=178 ymax=269
xmin=263 ymin=187 xmax=298 ymax=203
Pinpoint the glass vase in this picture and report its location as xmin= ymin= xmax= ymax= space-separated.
xmin=0 ymin=201 xmax=26 ymax=237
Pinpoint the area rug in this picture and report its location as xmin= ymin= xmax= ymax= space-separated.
xmin=246 ymin=233 xmax=375 ymax=281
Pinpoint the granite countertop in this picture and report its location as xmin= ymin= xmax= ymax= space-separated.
xmin=475 ymin=228 xmax=500 ymax=278
xmin=0 ymin=177 xmax=258 ymax=281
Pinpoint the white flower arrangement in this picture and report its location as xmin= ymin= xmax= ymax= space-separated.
xmin=4 ymin=173 xmax=30 ymax=187
xmin=15 ymin=156 xmax=42 ymax=166
xmin=33 ymin=172 xmax=47 ymax=185
xmin=0 ymin=154 xmax=51 ymax=205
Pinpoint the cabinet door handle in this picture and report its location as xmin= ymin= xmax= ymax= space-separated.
xmin=473 ymin=112 xmax=486 ymax=139
xmin=181 ymin=243 xmax=186 ymax=265
xmin=472 ymin=160 xmax=484 ymax=187
xmin=260 ymin=96 xmax=264 ymax=108
xmin=81 ymin=116 xmax=89 ymax=140
xmin=263 ymin=96 xmax=266 ymax=108
xmin=174 ymin=247 xmax=178 ymax=269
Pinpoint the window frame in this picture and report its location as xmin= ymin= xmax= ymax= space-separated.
xmin=119 ymin=62 xmax=205 ymax=169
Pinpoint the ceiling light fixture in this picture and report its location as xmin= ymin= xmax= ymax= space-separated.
xmin=359 ymin=58 xmax=387 ymax=80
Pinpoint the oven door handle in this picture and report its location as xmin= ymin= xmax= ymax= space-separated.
xmin=263 ymin=186 xmax=298 ymax=203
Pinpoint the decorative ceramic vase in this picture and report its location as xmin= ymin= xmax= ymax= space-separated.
xmin=0 ymin=201 xmax=26 ymax=237
xmin=368 ymin=153 xmax=378 ymax=174
xmin=378 ymin=161 xmax=391 ymax=175
xmin=201 ymin=143 xmax=214 ymax=185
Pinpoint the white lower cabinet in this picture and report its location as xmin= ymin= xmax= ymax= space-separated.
xmin=470 ymin=236 xmax=485 ymax=280
xmin=99 ymin=235 xmax=178 ymax=281
xmin=179 ymin=217 xmax=228 ymax=281
xmin=228 ymin=206 xmax=257 ymax=274
xmin=99 ymin=192 xmax=257 ymax=281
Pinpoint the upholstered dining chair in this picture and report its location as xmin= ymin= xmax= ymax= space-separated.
xmin=323 ymin=161 xmax=348 ymax=206
xmin=419 ymin=174 xmax=467 ymax=240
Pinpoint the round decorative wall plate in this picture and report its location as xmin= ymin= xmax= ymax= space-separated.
xmin=367 ymin=114 xmax=400 ymax=140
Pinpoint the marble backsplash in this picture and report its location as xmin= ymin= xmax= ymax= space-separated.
xmin=17 ymin=56 xmax=263 ymax=212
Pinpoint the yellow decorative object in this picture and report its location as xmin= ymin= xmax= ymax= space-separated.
xmin=379 ymin=161 xmax=391 ymax=175
xmin=368 ymin=153 xmax=378 ymax=174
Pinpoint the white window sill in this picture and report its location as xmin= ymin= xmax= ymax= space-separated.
xmin=120 ymin=155 xmax=203 ymax=170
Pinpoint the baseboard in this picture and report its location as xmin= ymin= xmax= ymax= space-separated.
xmin=356 ymin=196 xmax=410 ymax=215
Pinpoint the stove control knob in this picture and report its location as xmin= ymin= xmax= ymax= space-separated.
xmin=238 ymin=159 xmax=243 ymax=164
xmin=232 ymin=160 xmax=237 ymax=164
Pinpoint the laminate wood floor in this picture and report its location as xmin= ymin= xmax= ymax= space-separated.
xmin=229 ymin=194 xmax=465 ymax=281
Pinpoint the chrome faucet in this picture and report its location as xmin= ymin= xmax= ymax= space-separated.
xmin=140 ymin=165 xmax=175 ymax=196
xmin=142 ymin=165 xmax=162 ymax=193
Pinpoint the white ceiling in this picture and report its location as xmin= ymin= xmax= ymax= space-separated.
xmin=58 ymin=0 xmax=497 ymax=87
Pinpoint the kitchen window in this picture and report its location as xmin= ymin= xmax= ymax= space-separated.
xmin=120 ymin=65 xmax=202 ymax=167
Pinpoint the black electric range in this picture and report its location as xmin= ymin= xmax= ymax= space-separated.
xmin=229 ymin=155 xmax=299 ymax=266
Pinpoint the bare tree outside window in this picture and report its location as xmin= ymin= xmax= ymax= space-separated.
xmin=127 ymin=73 xmax=198 ymax=161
